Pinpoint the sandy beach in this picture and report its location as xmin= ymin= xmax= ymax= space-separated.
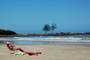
xmin=0 ymin=44 xmax=90 ymax=60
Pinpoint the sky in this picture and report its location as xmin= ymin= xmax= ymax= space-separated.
xmin=0 ymin=0 xmax=90 ymax=34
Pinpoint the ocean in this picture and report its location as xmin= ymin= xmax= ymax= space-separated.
xmin=0 ymin=35 xmax=90 ymax=44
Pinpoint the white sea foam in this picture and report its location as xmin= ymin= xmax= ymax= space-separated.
xmin=0 ymin=36 xmax=90 ymax=42
xmin=13 ymin=36 xmax=90 ymax=42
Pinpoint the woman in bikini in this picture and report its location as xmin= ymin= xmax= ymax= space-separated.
xmin=4 ymin=41 xmax=42 ymax=56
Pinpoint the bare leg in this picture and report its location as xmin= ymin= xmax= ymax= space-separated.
xmin=30 ymin=52 xmax=42 ymax=56
xmin=24 ymin=51 xmax=42 ymax=56
xmin=15 ymin=48 xmax=25 ymax=52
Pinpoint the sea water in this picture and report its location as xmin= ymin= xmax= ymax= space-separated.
xmin=0 ymin=35 xmax=90 ymax=44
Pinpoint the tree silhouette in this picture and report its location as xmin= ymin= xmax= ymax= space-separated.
xmin=0 ymin=29 xmax=16 ymax=35
xmin=51 ymin=24 xmax=56 ymax=34
xmin=43 ymin=24 xmax=50 ymax=34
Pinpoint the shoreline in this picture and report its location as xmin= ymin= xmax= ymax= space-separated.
xmin=0 ymin=35 xmax=90 ymax=37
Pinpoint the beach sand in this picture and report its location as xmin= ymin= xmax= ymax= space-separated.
xmin=0 ymin=44 xmax=90 ymax=60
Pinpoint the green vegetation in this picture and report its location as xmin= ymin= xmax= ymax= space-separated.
xmin=43 ymin=24 xmax=50 ymax=34
xmin=0 ymin=29 xmax=16 ymax=35
xmin=43 ymin=24 xmax=57 ymax=34
xmin=51 ymin=24 xmax=56 ymax=34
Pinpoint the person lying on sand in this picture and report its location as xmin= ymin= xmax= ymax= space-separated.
xmin=4 ymin=41 xmax=42 ymax=56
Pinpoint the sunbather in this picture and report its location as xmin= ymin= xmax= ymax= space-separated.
xmin=4 ymin=41 xmax=42 ymax=56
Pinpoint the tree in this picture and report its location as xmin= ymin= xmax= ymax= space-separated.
xmin=0 ymin=29 xmax=17 ymax=35
xmin=43 ymin=24 xmax=50 ymax=34
xmin=51 ymin=24 xmax=56 ymax=34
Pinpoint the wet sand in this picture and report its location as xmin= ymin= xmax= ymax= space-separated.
xmin=0 ymin=44 xmax=90 ymax=60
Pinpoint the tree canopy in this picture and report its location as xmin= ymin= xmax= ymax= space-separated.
xmin=0 ymin=29 xmax=17 ymax=35
xmin=43 ymin=24 xmax=50 ymax=34
xmin=51 ymin=24 xmax=56 ymax=34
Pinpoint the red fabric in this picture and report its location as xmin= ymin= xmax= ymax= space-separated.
xmin=24 ymin=52 xmax=31 ymax=55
